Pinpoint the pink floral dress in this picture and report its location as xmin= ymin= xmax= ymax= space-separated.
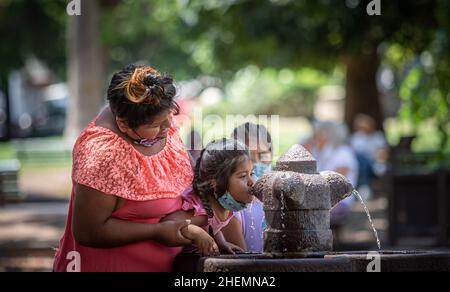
xmin=53 ymin=118 xmax=193 ymax=272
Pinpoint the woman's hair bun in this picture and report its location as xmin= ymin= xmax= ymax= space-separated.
xmin=124 ymin=67 xmax=169 ymax=105
xmin=107 ymin=64 xmax=180 ymax=129
xmin=143 ymin=73 xmax=160 ymax=88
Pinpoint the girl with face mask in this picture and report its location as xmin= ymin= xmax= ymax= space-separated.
xmin=221 ymin=123 xmax=273 ymax=253
xmin=162 ymin=138 xmax=257 ymax=254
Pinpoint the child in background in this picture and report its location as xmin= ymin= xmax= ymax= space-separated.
xmin=222 ymin=123 xmax=273 ymax=253
xmin=162 ymin=138 xmax=257 ymax=254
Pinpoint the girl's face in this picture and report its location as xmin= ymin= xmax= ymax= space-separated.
xmin=227 ymin=157 xmax=256 ymax=204
xmin=248 ymin=136 xmax=272 ymax=164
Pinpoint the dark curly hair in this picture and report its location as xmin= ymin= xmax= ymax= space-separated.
xmin=193 ymin=139 xmax=250 ymax=218
xmin=107 ymin=64 xmax=180 ymax=129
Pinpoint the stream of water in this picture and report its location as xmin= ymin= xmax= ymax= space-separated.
xmin=352 ymin=190 xmax=381 ymax=250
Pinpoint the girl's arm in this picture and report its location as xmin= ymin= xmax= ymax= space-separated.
xmin=180 ymin=224 xmax=219 ymax=256
xmin=214 ymin=231 xmax=245 ymax=254
xmin=161 ymin=209 xmax=208 ymax=227
xmin=72 ymin=183 xmax=192 ymax=248
xmin=161 ymin=210 xmax=218 ymax=256
xmin=221 ymin=217 xmax=247 ymax=250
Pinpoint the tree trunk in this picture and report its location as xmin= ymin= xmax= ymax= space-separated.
xmin=65 ymin=0 xmax=104 ymax=144
xmin=344 ymin=51 xmax=384 ymax=131
xmin=0 ymin=75 xmax=11 ymax=141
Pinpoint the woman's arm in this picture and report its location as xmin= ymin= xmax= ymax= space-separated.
xmin=72 ymin=183 xmax=192 ymax=248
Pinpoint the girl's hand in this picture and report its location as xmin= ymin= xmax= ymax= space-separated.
xmin=218 ymin=241 xmax=245 ymax=255
xmin=154 ymin=220 xmax=193 ymax=247
xmin=214 ymin=230 xmax=245 ymax=254
xmin=183 ymin=225 xmax=219 ymax=257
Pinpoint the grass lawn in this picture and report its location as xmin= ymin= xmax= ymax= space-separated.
xmin=0 ymin=138 xmax=72 ymax=199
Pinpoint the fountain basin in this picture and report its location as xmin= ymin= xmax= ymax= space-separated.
xmin=171 ymin=145 xmax=450 ymax=272
xmin=173 ymin=251 xmax=450 ymax=272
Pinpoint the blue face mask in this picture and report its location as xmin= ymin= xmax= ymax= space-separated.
xmin=217 ymin=191 xmax=248 ymax=212
xmin=253 ymin=163 xmax=272 ymax=178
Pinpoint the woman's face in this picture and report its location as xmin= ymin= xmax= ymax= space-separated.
xmin=118 ymin=109 xmax=172 ymax=141
xmin=227 ymin=158 xmax=256 ymax=204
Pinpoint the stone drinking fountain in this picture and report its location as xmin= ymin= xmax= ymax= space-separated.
xmin=173 ymin=145 xmax=450 ymax=272
xmin=253 ymin=144 xmax=353 ymax=254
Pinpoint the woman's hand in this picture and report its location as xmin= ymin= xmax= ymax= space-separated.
xmin=153 ymin=220 xmax=194 ymax=247
xmin=181 ymin=225 xmax=219 ymax=257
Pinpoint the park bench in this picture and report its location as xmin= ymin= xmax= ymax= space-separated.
xmin=388 ymin=147 xmax=449 ymax=247
xmin=0 ymin=160 xmax=21 ymax=206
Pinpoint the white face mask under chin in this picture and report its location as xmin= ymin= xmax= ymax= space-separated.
xmin=132 ymin=129 xmax=164 ymax=147
xmin=133 ymin=137 xmax=165 ymax=147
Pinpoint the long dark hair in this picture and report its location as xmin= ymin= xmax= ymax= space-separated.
xmin=193 ymin=139 xmax=250 ymax=218
xmin=107 ymin=64 xmax=180 ymax=129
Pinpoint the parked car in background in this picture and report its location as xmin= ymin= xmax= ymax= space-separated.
xmin=33 ymin=83 xmax=68 ymax=137
xmin=8 ymin=68 xmax=68 ymax=139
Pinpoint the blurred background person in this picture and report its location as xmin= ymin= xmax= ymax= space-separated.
xmin=303 ymin=121 xmax=359 ymax=243
xmin=350 ymin=114 xmax=389 ymax=199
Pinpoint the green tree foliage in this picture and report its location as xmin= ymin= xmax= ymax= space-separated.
xmin=101 ymin=0 xmax=203 ymax=80
xmin=1 ymin=0 xmax=448 ymax=153
xmin=177 ymin=0 xmax=448 ymax=153
xmin=179 ymin=0 xmax=437 ymax=72
xmin=0 ymin=0 xmax=67 ymax=80
xmin=392 ymin=0 xmax=450 ymax=157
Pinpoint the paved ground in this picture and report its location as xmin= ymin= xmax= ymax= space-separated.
xmin=0 ymin=201 xmax=68 ymax=249
xmin=0 ymin=200 xmax=69 ymax=272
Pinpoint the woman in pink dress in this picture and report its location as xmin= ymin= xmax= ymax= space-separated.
xmin=53 ymin=65 xmax=217 ymax=272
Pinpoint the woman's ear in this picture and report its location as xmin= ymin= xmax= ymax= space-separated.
xmin=116 ymin=118 xmax=130 ymax=133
